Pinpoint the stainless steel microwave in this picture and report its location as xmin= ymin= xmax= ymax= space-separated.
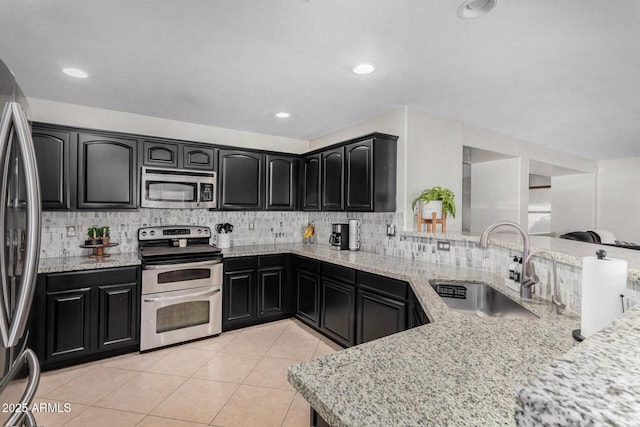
xmin=141 ymin=167 xmax=216 ymax=209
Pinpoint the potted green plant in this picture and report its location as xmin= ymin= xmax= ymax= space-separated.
xmin=101 ymin=226 xmax=110 ymax=245
xmin=411 ymin=186 xmax=456 ymax=219
xmin=86 ymin=226 xmax=103 ymax=245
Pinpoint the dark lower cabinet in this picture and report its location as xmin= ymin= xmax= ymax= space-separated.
xmin=45 ymin=287 xmax=92 ymax=361
xmin=223 ymin=255 xmax=290 ymax=331
xmin=97 ymin=283 xmax=138 ymax=350
xmin=31 ymin=266 xmax=140 ymax=370
xmin=357 ymin=289 xmax=407 ymax=344
xmin=296 ymin=271 xmax=321 ymax=327
xmin=320 ymin=278 xmax=355 ymax=347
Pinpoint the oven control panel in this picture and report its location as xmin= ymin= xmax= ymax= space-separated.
xmin=138 ymin=225 xmax=211 ymax=241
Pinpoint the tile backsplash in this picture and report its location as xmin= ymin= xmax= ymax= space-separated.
xmin=41 ymin=209 xmax=638 ymax=315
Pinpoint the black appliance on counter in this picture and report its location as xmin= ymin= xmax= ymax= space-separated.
xmin=329 ymin=223 xmax=350 ymax=250
xmin=138 ymin=226 xmax=223 ymax=351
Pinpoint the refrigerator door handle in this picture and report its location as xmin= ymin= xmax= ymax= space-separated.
xmin=0 ymin=348 xmax=40 ymax=427
xmin=0 ymin=102 xmax=41 ymax=348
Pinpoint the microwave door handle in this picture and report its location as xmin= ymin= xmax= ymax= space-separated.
xmin=144 ymin=288 xmax=220 ymax=303
xmin=196 ymin=181 xmax=201 ymax=207
xmin=144 ymin=259 xmax=222 ymax=270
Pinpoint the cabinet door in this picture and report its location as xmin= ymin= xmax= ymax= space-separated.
xmin=345 ymin=139 xmax=373 ymax=211
xmin=143 ymin=140 xmax=179 ymax=168
xmin=302 ymin=154 xmax=321 ymax=211
xmin=321 ymin=147 xmax=344 ymax=210
xmin=266 ymin=154 xmax=296 ymax=210
xmin=77 ymin=133 xmax=138 ymax=209
xmin=223 ymin=269 xmax=255 ymax=330
xmin=97 ymin=283 xmax=139 ymax=351
xmin=31 ymin=127 xmax=72 ymax=210
xmin=356 ymin=289 xmax=407 ymax=344
xmin=296 ymin=271 xmax=320 ymax=326
xmin=183 ymin=145 xmax=215 ymax=170
xmin=258 ymin=268 xmax=284 ymax=316
xmin=45 ymin=287 xmax=93 ymax=363
xmin=321 ymin=278 xmax=355 ymax=347
xmin=218 ymin=149 xmax=264 ymax=210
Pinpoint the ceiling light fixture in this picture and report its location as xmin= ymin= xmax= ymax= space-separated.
xmin=62 ymin=67 xmax=89 ymax=78
xmin=352 ymin=63 xmax=375 ymax=75
xmin=457 ymin=0 xmax=497 ymax=19
xmin=275 ymin=112 xmax=290 ymax=118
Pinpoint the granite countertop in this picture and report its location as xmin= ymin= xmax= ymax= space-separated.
xmin=38 ymin=252 xmax=141 ymax=273
xmin=36 ymin=243 xmax=637 ymax=425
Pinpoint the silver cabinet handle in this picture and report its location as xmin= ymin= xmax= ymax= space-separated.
xmin=144 ymin=288 xmax=220 ymax=303
xmin=0 ymin=102 xmax=41 ymax=348
xmin=144 ymin=259 xmax=221 ymax=270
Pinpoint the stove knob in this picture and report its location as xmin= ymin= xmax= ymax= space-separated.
xmin=197 ymin=229 xmax=202 ymax=234
xmin=150 ymin=230 xmax=155 ymax=236
xmin=141 ymin=231 xmax=147 ymax=236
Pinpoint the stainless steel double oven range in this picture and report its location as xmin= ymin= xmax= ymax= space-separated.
xmin=138 ymin=226 xmax=223 ymax=351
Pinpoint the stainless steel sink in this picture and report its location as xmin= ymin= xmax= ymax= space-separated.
xmin=430 ymin=281 xmax=538 ymax=319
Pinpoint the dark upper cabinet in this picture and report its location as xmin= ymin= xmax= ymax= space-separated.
xmin=31 ymin=126 xmax=72 ymax=210
xmin=183 ymin=144 xmax=215 ymax=170
xmin=302 ymin=154 xmax=321 ymax=211
xmin=142 ymin=140 xmax=215 ymax=171
xmin=218 ymin=149 xmax=264 ymax=210
xmin=345 ymin=135 xmax=397 ymax=212
xmin=265 ymin=154 xmax=296 ymax=211
xmin=321 ymin=147 xmax=344 ymax=211
xmin=142 ymin=140 xmax=179 ymax=168
xmin=77 ymin=133 xmax=138 ymax=209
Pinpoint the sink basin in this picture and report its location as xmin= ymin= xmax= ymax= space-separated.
xmin=430 ymin=281 xmax=538 ymax=320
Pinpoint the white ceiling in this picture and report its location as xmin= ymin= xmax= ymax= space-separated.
xmin=1 ymin=0 xmax=639 ymax=160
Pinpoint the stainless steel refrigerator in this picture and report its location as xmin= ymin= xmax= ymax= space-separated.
xmin=0 ymin=59 xmax=42 ymax=426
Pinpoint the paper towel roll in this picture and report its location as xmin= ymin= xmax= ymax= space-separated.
xmin=581 ymin=255 xmax=628 ymax=338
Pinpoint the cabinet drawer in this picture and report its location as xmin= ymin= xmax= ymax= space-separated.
xmin=224 ymin=257 xmax=257 ymax=272
xmin=357 ymin=271 xmax=408 ymax=300
xmin=47 ymin=267 xmax=139 ymax=291
xmin=322 ymin=262 xmax=355 ymax=284
xmin=258 ymin=255 xmax=284 ymax=269
xmin=296 ymin=256 xmax=320 ymax=274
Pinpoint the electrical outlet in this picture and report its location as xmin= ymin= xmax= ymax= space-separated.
xmin=66 ymin=226 xmax=76 ymax=237
xmin=248 ymin=222 xmax=254 ymax=230
xmin=437 ymin=240 xmax=451 ymax=252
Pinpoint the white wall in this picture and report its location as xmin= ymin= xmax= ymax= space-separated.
xmin=597 ymin=157 xmax=640 ymax=243
xmin=550 ymin=173 xmax=596 ymax=235
xmin=470 ymin=158 xmax=521 ymax=233
xmin=28 ymin=98 xmax=309 ymax=154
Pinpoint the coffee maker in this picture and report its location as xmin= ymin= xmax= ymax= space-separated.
xmin=329 ymin=223 xmax=349 ymax=250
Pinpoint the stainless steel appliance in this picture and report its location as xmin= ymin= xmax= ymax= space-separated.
xmin=140 ymin=167 xmax=216 ymax=209
xmin=329 ymin=223 xmax=350 ymax=251
xmin=0 ymin=58 xmax=41 ymax=426
xmin=139 ymin=226 xmax=223 ymax=351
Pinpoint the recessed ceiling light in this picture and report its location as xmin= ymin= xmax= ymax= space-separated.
xmin=275 ymin=112 xmax=290 ymax=118
xmin=352 ymin=63 xmax=375 ymax=75
xmin=457 ymin=0 xmax=497 ymax=19
xmin=62 ymin=67 xmax=89 ymax=78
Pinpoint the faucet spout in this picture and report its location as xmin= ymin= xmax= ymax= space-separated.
xmin=524 ymin=250 xmax=566 ymax=315
xmin=479 ymin=221 xmax=535 ymax=298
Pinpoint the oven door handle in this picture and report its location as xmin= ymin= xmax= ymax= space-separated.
xmin=143 ymin=288 xmax=220 ymax=303
xmin=144 ymin=259 xmax=222 ymax=270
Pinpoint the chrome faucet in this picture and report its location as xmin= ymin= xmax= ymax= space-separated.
xmin=479 ymin=221 xmax=538 ymax=298
xmin=524 ymin=250 xmax=566 ymax=315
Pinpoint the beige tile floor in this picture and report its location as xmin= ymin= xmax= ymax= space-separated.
xmin=1 ymin=319 xmax=342 ymax=427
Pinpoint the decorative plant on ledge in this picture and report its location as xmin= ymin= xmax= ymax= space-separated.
xmin=411 ymin=186 xmax=456 ymax=218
